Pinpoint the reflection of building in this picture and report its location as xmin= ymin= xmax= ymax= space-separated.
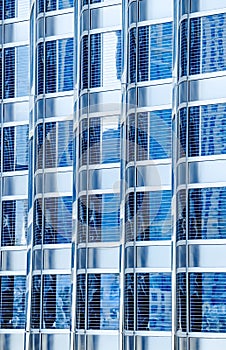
xmin=2 ymin=0 xmax=226 ymax=350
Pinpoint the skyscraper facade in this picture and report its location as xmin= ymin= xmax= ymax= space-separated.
xmin=0 ymin=0 xmax=226 ymax=349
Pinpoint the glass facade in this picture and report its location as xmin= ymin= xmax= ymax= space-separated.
xmin=0 ymin=0 xmax=226 ymax=349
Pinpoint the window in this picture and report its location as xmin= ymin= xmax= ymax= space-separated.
xmin=189 ymin=187 xmax=226 ymax=239
xmin=4 ymin=46 xmax=29 ymax=98
xmin=177 ymin=108 xmax=187 ymax=160
xmin=44 ymin=196 xmax=72 ymax=244
xmin=125 ymin=193 xmax=134 ymax=242
xmin=179 ymin=19 xmax=188 ymax=77
xmin=137 ymin=273 xmax=171 ymax=331
xmin=190 ymin=273 xmax=226 ymax=332
xmin=129 ymin=28 xmax=136 ymax=84
xmin=3 ymin=125 xmax=29 ymax=172
xmin=2 ymin=200 xmax=28 ymax=246
xmin=88 ymin=274 xmax=120 ymax=330
xmin=176 ymin=190 xmax=186 ymax=241
xmin=35 ymin=123 xmax=44 ymax=171
xmin=90 ymin=34 xmax=101 ymax=88
xmin=31 ymin=275 xmax=41 ymax=328
xmin=37 ymin=43 xmax=44 ymax=95
xmin=76 ymin=274 xmax=85 ymax=329
xmin=189 ymin=104 xmax=226 ymax=157
xmin=190 ymin=14 xmax=226 ymax=75
xmin=176 ymin=273 xmax=186 ymax=332
xmin=149 ymin=110 xmax=171 ymax=159
xmin=124 ymin=274 xmax=134 ymax=330
xmin=46 ymin=41 xmax=57 ymax=93
xmin=37 ymin=0 xmax=73 ymax=13
xmin=43 ymin=274 xmax=71 ymax=329
xmin=88 ymin=194 xmax=120 ymax=242
xmin=58 ymin=38 xmax=73 ymax=91
xmin=78 ymin=196 xmax=87 ymax=244
xmin=0 ymin=276 xmax=26 ymax=329
xmin=4 ymin=0 xmax=16 ymax=19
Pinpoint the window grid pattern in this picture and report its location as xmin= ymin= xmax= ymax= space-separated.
xmin=176 ymin=273 xmax=186 ymax=332
xmin=124 ymin=273 xmax=134 ymax=331
xmin=179 ymin=19 xmax=188 ymax=77
xmin=0 ymin=276 xmax=26 ymax=329
xmin=1 ymin=200 xmax=28 ymax=246
xmin=189 ymin=187 xmax=226 ymax=240
xmin=76 ymin=274 xmax=85 ymax=329
xmin=176 ymin=190 xmax=186 ymax=241
xmin=37 ymin=0 xmax=73 ymax=13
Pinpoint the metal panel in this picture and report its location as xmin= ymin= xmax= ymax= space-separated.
xmin=3 ymin=175 xmax=28 ymax=196
xmin=33 ymin=249 xmax=42 ymax=270
xmin=0 ymin=334 xmax=25 ymax=350
xmin=177 ymin=162 xmax=186 ymax=186
xmin=189 ymin=338 xmax=226 ymax=350
xmin=125 ymin=246 xmax=134 ymax=269
xmin=137 ymin=164 xmax=171 ymax=187
xmin=139 ymin=0 xmax=173 ymax=21
xmin=41 ymin=333 xmax=70 ymax=350
xmin=176 ymin=245 xmax=186 ymax=268
xmin=34 ymin=173 xmax=43 ymax=196
xmin=76 ymin=334 xmax=86 ymax=350
xmin=136 ymin=336 xmax=172 ymax=350
xmin=190 ymin=0 xmax=226 ymax=12
xmin=89 ymin=90 xmax=121 ymax=114
xmin=45 ymin=96 xmax=73 ymax=118
xmin=88 ymin=247 xmax=120 ymax=269
xmin=189 ymin=160 xmax=226 ymax=184
xmin=137 ymin=245 xmax=171 ymax=268
xmin=124 ymin=336 xmax=134 ymax=350
xmin=90 ymin=5 xmax=122 ymax=29
xmin=45 ymin=13 xmax=74 ymax=37
xmin=4 ymin=102 xmax=29 ymax=123
xmin=43 ymin=248 xmax=71 ymax=270
xmin=87 ymin=335 xmax=119 ymax=350
xmin=1 ymin=250 xmax=27 ymax=271
xmin=44 ymin=171 xmax=72 ymax=193
xmin=79 ymin=171 xmax=87 ymax=191
xmin=177 ymin=337 xmax=187 ymax=350
xmin=89 ymin=168 xmax=120 ymax=191
xmin=29 ymin=333 xmax=40 ymax=350
xmin=138 ymin=84 xmax=172 ymax=108
xmin=4 ymin=22 xmax=29 ymax=43
xmin=189 ymin=244 xmax=226 ymax=268
xmin=77 ymin=248 xmax=86 ymax=269
xmin=190 ymin=76 xmax=226 ymax=102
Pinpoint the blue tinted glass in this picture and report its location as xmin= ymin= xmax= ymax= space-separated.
xmin=190 ymin=18 xmax=201 ymax=75
xmin=90 ymin=34 xmax=101 ymax=88
xmin=190 ymin=273 xmax=226 ymax=332
xmin=4 ymin=48 xmax=15 ymax=98
xmin=34 ymin=199 xmax=42 ymax=246
xmin=125 ymin=274 xmax=134 ymax=330
xmin=17 ymin=46 xmax=29 ymax=97
xmin=45 ymin=122 xmax=56 ymax=168
xmin=176 ymin=190 xmax=186 ymax=241
xmin=37 ymin=0 xmax=44 ymax=13
xmin=116 ymin=30 xmax=122 ymax=80
xmin=150 ymin=22 xmax=172 ymax=80
xmin=46 ymin=0 xmax=56 ymax=11
xmin=138 ymin=26 xmax=149 ymax=82
xmin=0 ymin=50 xmax=2 ymax=99
xmin=102 ymin=194 xmax=120 ymax=242
xmin=45 ymin=41 xmax=57 ymax=93
xmin=76 ymin=274 xmax=85 ymax=329
xmin=137 ymin=113 xmax=148 ymax=161
xmin=58 ymin=120 xmax=73 ymax=167
xmin=89 ymin=118 xmax=101 ymax=164
xmin=2 ymin=200 xmax=28 ymax=246
xmin=176 ymin=273 xmax=186 ymax=331
xmin=37 ymin=43 xmax=44 ymax=95
xmin=0 ymin=276 xmax=26 ymax=329
xmin=102 ymin=118 xmax=120 ymax=163
xmin=0 ymin=0 xmax=2 ymax=19
xmin=88 ymin=274 xmax=120 ymax=330
xmin=31 ymin=276 xmax=41 ymax=328
xmin=178 ymin=108 xmax=186 ymax=159
xmin=59 ymin=0 xmax=73 ymax=9
xmin=81 ymin=36 xmax=88 ymax=90
xmin=189 ymin=106 xmax=200 ymax=156
xmin=189 ymin=187 xmax=226 ymax=239
xmin=125 ymin=193 xmax=134 ymax=242
xmin=127 ymin=114 xmax=135 ymax=162
xmin=150 ymin=110 xmax=172 ymax=159
xmin=3 ymin=127 xmax=14 ymax=172
xmin=15 ymin=125 xmax=29 ymax=170
xmin=35 ymin=123 xmax=43 ymax=171
xmin=78 ymin=196 xmax=87 ymax=243
xmin=180 ymin=19 xmax=188 ymax=77
xmin=79 ymin=119 xmax=88 ymax=166
xmin=137 ymin=273 xmax=171 ymax=331
xmin=58 ymin=38 xmax=73 ymax=92
xmin=129 ymin=28 xmax=136 ymax=83
xmin=4 ymin=0 xmax=16 ymax=19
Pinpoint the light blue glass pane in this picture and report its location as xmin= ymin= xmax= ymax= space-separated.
xmin=3 ymin=127 xmax=14 ymax=171
xmin=58 ymin=38 xmax=73 ymax=92
xmin=58 ymin=120 xmax=73 ymax=166
xmin=190 ymin=18 xmax=201 ymax=75
xmin=150 ymin=110 xmax=172 ymax=159
xmin=176 ymin=273 xmax=186 ymax=331
xmin=102 ymin=194 xmax=120 ymax=242
xmin=55 ymin=275 xmax=71 ymax=329
xmin=4 ymin=48 xmax=15 ymax=98
xmin=46 ymin=41 xmax=57 ymax=93
xmin=17 ymin=46 xmax=29 ymax=97
xmin=76 ymin=274 xmax=85 ymax=329
xmin=59 ymin=0 xmax=73 ymax=9
xmin=90 ymin=34 xmax=101 ymax=88
xmin=102 ymin=119 xmax=120 ymax=164
xmin=16 ymin=125 xmax=29 ymax=170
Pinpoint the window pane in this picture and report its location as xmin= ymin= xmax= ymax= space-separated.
xmin=138 ymin=26 xmax=149 ymax=82
xmin=176 ymin=273 xmax=186 ymax=332
xmin=2 ymin=200 xmax=28 ymax=246
xmin=124 ymin=274 xmax=134 ymax=330
xmin=31 ymin=276 xmax=41 ymax=328
xmin=59 ymin=0 xmax=73 ymax=9
xmin=125 ymin=193 xmax=134 ymax=242
xmin=15 ymin=125 xmax=29 ymax=170
xmin=102 ymin=117 xmax=120 ymax=163
xmin=37 ymin=43 xmax=44 ymax=95
xmin=150 ymin=110 xmax=172 ymax=159
xmin=45 ymin=41 xmax=57 ymax=93
xmin=137 ymin=273 xmax=171 ymax=331
xmin=89 ymin=118 xmax=100 ymax=164
xmin=80 ymin=36 xmax=88 ymax=90
xmin=4 ymin=48 xmax=15 ymax=98
xmin=58 ymin=120 xmax=73 ymax=167
xmin=0 ymin=276 xmax=26 ymax=329
xmin=90 ymin=34 xmax=101 ymax=88
xmin=189 ymin=187 xmax=226 ymax=239
xmin=46 ymin=0 xmax=57 ymax=11
xmin=189 ymin=18 xmax=201 ymax=75
xmin=16 ymin=46 xmax=29 ymax=97
xmin=0 ymin=49 xmax=2 ymax=99
xmin=3 ymin=127 xmax=14 ymax=172
xmin=58 ymin=38 xmax=73 ymax=92
xmin=78 ymin=196 xmax=87 ymax=243
xmin=4 ymin=0 xmax=16 ymax=19
xmin=179 ymin=19 xmax=188 ymax=77
xmin=35 ymin=123 xmax=44 ymax=171
xmin=129 ymin=28 xmax=136 ymax=83
xmin=176 ymin=190 xmax=186 ymax=241
xmin=88 ymin=274 xmax=120 ymax=330
xmin=34 ymin=199 xmax=42 ymax=246
xmin=45 ymin=122 xmax=56 ymax=168
xmin=37 ymin=0 xmax=44 ymax=13
xmin=76 ymin=274 xmax=85 ymax=329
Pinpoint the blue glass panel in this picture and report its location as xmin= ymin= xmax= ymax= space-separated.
xmin=90 ymin=34 xmax=101 ymax=88
xmin=0 ymin=0 xmax=2 ymax=19
xmin=81 ymin=36 xmax=88 ymax=90
xmin=59 ymin=0 xmax=73 ymax=9
xmin=137 ymin=273 xmax=171 ymax=331
xmin=129 ymin=28 xmax=136 ymax=83
xmin=4 ymin=48 xmax=15 ymax=98
xmin=0 ymin=276 xmax=26 ymax=329
xmin=116 ymin=30 xmax=122 ymax=80
xmin=58 ymin=38 xmax=73 ymax=92
xmin=37 ymin=43 xmax=44 ymax=95
xmin=176 ymin=273 xmax=186 ymax=331
xmin=189 ymin=106 xmax=200 ymax=157
xmin=178 ymin=108 xmax=187 ymax=159
xmin=101 ymin=194 xmax=120 ymax=242
xmin=44 ymin=196 xmax=72 ymax=244
xmin=79 ymin=119 xmax=88 ymax=166
xmin=17 ymin=46 xmax=29 ymax=96
xmin=34 ymin=199 xmax=42 ymax=246
xmin=31 ymin=276 xmax=41 ymax=328
xmin=45 ymin=122 xmax=56 ymax=168
xmin=15 ymin=125 xmax=29 ymax=170
xmin=176 ymin=190 xmax=186 ymax=241
xmin=150 ymin=110 xmax=172 ymax=159
xmin=190 ymin=18 xmax=201 ymax=75
xmin=3 ymin=127 xmax=14 ymax=172
xmin=46 ymin=0 xmax=56 ymax=11
xmin=138 ymin=26 xmax=149 ymax=82
xmin=45 ymin=41 xmax=57 ymax=93
xmin=88 ymin=195 xmax=101 ymax=242
xmin=125 ymin=193 xmax=134 ymax=242
xmin=102 ymin=118 xmax=120 ymax=164
xmin=150 ymin=22 xmax=172 ymax=80
xmin=88 ymin=274 xmax=120 ymax=330
xmin=4 ymin=0 xmax=16 ymax=19
xmin=127 ymin=114 xmax=135 ymax=163
xmin=189 ymin=187 xmax=226 ymax=239
xmin=37 ymin=0 xmax=44 ymax=13
xmin=2 ymin=200 xmax=27 ymax=246
xmin=180 ymin=19 xmax=188 ymax=77
xmin=0 ymin=50 xmax=2 ymax=99
xmin=76 ymin=274 xmax=85 ymax=329
xmin=89 ymin=118 xmax=100 ymax=164
xmin=190 ymin=273 xmax=226 ymax=332
xmin=78 ymin=196 xmax=87 ymax=243
xmin=125 ymin=274 xmax=134 ymax=330
xmin=58 ymin=120 xmax=73 ymax=167
xmin=137 ymin=113 xmax=148 ymax=161
xmin=35 ymin=123 xmax=43 ymax=171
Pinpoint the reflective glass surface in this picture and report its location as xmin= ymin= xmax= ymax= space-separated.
xmin=124 ymin=274 xmax=134 ymax=331
xmin=76 ymin=274 xmax=85 ymax=329
xmin=189 ymin=187 xmax=226 ymax=239
xmin=176 ymin=273 xmax=186 ymax=332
